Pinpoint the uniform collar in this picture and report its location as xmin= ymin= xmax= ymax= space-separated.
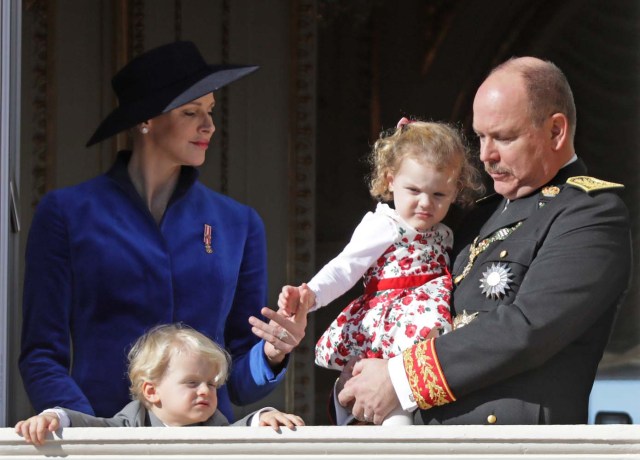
xmin=478 ymin=158 xmax=587 ymax=239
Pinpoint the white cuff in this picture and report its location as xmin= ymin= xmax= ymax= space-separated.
xmin=308 ymin=286 xmax=321 ymax=313
xmin=388 ymin=355 xmax=418 ymax=412
xmin=42 ymin=408 xmax=70 ymax=428
xmin=250 ymin=407 xmax=276 ymax=427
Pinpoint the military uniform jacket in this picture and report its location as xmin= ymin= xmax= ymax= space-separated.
xmin=410 ymin=159 xmax=632 ymax=424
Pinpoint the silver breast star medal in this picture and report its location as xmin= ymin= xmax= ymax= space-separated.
xmin=479 ymin=263 xmax=512 ymax=299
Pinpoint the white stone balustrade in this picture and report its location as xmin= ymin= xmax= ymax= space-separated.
xmin=1 ymin=425 xmax=639 ymax=459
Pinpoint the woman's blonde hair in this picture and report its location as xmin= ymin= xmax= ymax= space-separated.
xmin=127 ymin=323 xmax=230 ymax=407
xmin=368 ymin=120 xmax=484 ymax=207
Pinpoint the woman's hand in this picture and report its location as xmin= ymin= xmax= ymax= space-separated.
xmin=15 ymin=413 xmax=60 ymax=445
xmin=249 ymin=287 xmax=312 ymax=367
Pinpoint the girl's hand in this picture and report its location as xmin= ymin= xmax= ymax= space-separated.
xmin=278 ymin=283 xmax=315 ymax=316
xmin=258 ymin=410 xmax=305 ymax=431
xmin=15 ymin=413 xmax=60 ymax=445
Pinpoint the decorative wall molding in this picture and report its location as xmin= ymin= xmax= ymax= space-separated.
xmin=2 ymin=425 xmax=639 ymax=458
xmin=25 ymin=0 xmax=55 ymax=208
xmin=130 ymin=0 xmax=144 ymax=57
xmin=218 ymin=0 xmax=230 ymax=194
xmin=173 ymin=0 xmax=182 ymax=41
xmin=112 ymin=0 xmax=145 ymax=153
xmin=286 ymin=0 xmax=317 ymax=422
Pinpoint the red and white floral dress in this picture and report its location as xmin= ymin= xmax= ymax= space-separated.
xmin=308 ymin=203 xmax=453 ymax=371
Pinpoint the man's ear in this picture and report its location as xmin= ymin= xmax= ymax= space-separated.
xmin=142 ymin=381 xmax=160 ymax=404
xmin=549 ymin=113 xmax=569 ymax=151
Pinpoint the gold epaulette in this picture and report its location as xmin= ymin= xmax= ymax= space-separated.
xmin=566 ymin=176 xmax=624 ymax=193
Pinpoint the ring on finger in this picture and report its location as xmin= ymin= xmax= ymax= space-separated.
xmin=363 ymin=413 xmax=370 ymax=422
xmin=277 ymin=329 xmax=289 ymax=341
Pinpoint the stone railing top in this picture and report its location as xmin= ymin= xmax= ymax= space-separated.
xmin=1 ymin=425 xmax=639 ymax=458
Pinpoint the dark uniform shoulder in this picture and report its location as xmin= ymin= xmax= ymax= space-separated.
xmin=566 ymin=176 xmax=624 ymax=194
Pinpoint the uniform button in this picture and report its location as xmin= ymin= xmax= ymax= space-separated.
xmin=487 ymin=414 xmax=497 ymax=424
xmin=499 ymin=250 xmax=508 ymax=258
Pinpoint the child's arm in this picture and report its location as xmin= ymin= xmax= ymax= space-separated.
xmin=15 ymin=412 xmax=60 ymax=446
xmin=258 ymin=410 xmax=305 ymax=431
xmin=304 ymin=208 xmax=397 ymax=310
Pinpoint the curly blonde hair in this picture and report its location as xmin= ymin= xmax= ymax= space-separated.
xmin=368 ymin=120 xmax=484 ymax=208
xmin=127 ymin=323 xmax=230 ymax=407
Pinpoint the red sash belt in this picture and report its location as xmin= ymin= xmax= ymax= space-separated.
xmin=364 ymin=272 xmax=444 ymax=295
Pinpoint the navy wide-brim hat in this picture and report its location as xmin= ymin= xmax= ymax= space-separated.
xmin=86 ymin=41 xmax=258 ymax=146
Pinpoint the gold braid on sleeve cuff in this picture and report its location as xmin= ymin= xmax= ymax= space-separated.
xmin=402 ymin=338 xmax=456 ymax=410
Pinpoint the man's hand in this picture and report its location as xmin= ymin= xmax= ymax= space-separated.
xmin=335 ymin=355 xmax=360 ymax=401
xmin=337 ymin=358 xmax=400 ymax=425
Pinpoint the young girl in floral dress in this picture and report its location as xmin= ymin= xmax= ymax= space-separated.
xmin=279 ymin=117 xmax=482 ymax=424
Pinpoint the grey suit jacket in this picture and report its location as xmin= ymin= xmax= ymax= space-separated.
xmin=62 ymin=400 xmax=255 ymax=427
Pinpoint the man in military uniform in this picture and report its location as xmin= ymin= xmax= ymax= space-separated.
xmin=336 ymin=56 xmax=632 ymax=424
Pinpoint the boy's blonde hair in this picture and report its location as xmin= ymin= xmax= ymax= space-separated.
xmin=368 ymin=120 xmax=484 ymax=207
xmin=127 ymin=323 xmax=230 ymax=406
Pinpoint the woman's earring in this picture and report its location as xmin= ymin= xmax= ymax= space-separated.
xmin=141 ymin=126 xmax=149 ymax=134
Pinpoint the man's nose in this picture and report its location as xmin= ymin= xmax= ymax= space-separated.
xmin=479 ymin=138 xmax=497 ymax=162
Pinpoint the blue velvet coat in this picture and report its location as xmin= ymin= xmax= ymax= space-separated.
xmin=19 ymin=151 xmax=286 ymax=420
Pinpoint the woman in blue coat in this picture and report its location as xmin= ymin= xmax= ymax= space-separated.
xmin=19 ymin=41 xmax=304 ymax=421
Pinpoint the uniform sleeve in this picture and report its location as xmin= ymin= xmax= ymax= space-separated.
xmin=224 ymin=208 xmax=286 ymax=406
xmin=403 ymin=191 xmax=632 ymax=409
xmin=307 ymin=210 xmax=397 ymax=310
xmin=18 ymin=193 xmax=95 ymax=415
